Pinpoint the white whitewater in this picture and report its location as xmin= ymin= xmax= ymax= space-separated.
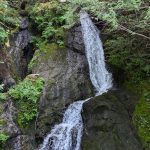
xmin=39 ymin=101 xmax=85 ymax=150
xmin=39 ymin=12 xmax=112 ymax=150
xmin=80 ymin=12 xmax=112 ymax=95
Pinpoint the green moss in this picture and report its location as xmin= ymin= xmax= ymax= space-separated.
xmin=129 ymin=81 xmax=150 ymax=150
xmin=40 ymin=42 xmax=58 ymax=60
xmin=0 ymin=119 xmax=7 ymax=126
xmin=8 ymin=76 xmax=44 ymax=128
xmin=0 ymin=93 xmax=7 ymax=101
xmin=28 ymin=41 xmax=67 ymax=71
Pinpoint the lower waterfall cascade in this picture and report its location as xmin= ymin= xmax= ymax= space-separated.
xmin=39 ymin=12 xmax=112 ymax=150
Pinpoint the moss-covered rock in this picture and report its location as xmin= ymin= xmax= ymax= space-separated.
xmin=82 ymin=91 xmax=143 ymax=150
xmin=131 ymin=81 xmax=150 ymax=150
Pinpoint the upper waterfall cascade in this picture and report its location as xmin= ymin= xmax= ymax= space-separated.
xmin=39 ymin=12 xmax=112 ymax=150
xmin=80 ymin=12 xmax=112 ymax=94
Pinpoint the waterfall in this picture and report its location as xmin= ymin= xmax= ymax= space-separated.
xmin=80 ymin=12 xmax=112 ymax=94
xmin=39 ymin=101 xmax=85 ymax=150
xmin=39 ymin=12 xmax=112 ymax=150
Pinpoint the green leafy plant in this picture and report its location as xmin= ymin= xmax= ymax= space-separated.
xmin=0 ymin=133 xmax=9 ymax=146
xmin=0 ymin=0 xmax=19 ymax=45
xmin=9 ymin=77 xmax=44 ymax=128
xmin=29 ymin=1 xmax=66 ymax=42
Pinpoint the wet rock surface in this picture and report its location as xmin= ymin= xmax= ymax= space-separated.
xmin=0 ymin=49 xmax=16 ymax=90
xmin=82 ymin=91 xmax=143 ymax=150
xmin=67 ymin=24 xmax=85 ymax=55
xmin=8 ymin=135 xmax=35 ymax=150
xmin=9 ymin=17 xmax=34 ymax=79
xmin=0 ymin=99 xmax=20 ymax=137
xmin=32 ymin=26 xmax=94 ymax=142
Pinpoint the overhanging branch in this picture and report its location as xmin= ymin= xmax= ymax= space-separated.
xmin=118 ymin=24 xmax=150 ymax=40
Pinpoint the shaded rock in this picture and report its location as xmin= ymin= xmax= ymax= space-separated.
xmin=0 ymin=99 xmax=20 ymax=137
xmin=8 ymin=135 xmax=35 ymax=150
xmin=82 ymin=91 xmax=143 ymax=150
xmin=67 ymin=24 xmax=85 ymax=55
xmin=0 ymin=49 xmax=17 ymax=90
xmin=3 ymin=75 xmax=16 ymax=90
xmin=9 ymin=17 xmax=34 ymax=79
xmin=33 ymin=48 xmax=94 ymax=142
xmin=20 ymin=18 xmax=29 ymax=30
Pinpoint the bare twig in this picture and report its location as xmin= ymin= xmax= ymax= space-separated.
xmin=0 ymin=22 xmax=9 ymax=29
xmin=118 ymin=24 xmax=150 ymax=40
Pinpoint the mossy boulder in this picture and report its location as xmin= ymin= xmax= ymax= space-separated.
xmin=82 ymin=91 xmax=143 ymax=150
xmin=126 ymin=81 xmax=150 ymax=150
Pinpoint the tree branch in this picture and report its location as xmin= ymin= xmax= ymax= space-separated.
xmin=0 ymin=22 xmax=9 ymax=29
xmin=118 ymin=24 xmax=150 ymax=40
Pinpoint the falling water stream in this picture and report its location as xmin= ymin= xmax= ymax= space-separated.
xmin=39 ymin=12 xmax=112 ymax=150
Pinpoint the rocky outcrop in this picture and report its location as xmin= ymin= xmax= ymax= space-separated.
xmin=0 ymin=99 xmax=20 ymax=137
xmin=82 ymin=91 xmax=143 ymax=150
xmin=8 ymin=135 xmax=35 ymax=150
xmin=0 ymin=49 xmax=16 ymax=90
xmin=67 ymin=24 xmax=85 ymax=55
xmin=32 ymin=25 xmax=94 ymax=143
xmin=0 ymin=96 xmax=36 ymax=150
xmin=9 ymin=17 xmax=34 ymax=79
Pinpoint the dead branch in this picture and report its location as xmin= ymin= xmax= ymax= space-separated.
xmin=118 ymin=24 xmax=150 ymax=40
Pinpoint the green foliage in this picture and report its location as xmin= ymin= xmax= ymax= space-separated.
xmin=0 ymin=93 xmax=7 ymax=101
xmin=105 ymin=36 xmax=150 ymax=81
xmin=0 ymin=0 xmax=19 ymax=45
xmin=0 ymin=133 xmax=9 ymax=144
xmin=8 ymin=77 xmax=44 ymax=128
xmin=29 ymin=1 xmax=66 ymax=43
xmin=0 ymin=27 xmax=8 ymax=44
xmin=64 ymin=0 xmax=149 ymax=29
xmin=132 ymin=81 xmax=150 ymax=150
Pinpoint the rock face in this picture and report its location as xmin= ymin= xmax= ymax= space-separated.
xmin=0 ymin=99 xmax=20 ymax=137
xmin=8 ymin=135 xmax=35 ymax=150
xmin=67 ymin=24 xmax=85 ymax=55
xmin=9 ymin=17 xmax=34 ymax=79
xmin=32 ymin=25 xmax=94 ymax=142
xmin=82 ymin=91 xmax=143 ymax=150
xmin=0 ymin=49 xmax=16 ymax=90
xmin=0 ymin=98 xmax=35 ymax=150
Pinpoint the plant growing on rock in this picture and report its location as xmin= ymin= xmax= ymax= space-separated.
xmin=0 ymin=133 xmax=9 ymax=148
xmin=0 ymin=0 xmax=19 ymax=45
xmin=8 ymin=76 xmax=44 ymax=128
xmin=132 ymin=81 xmax=150 ymax=150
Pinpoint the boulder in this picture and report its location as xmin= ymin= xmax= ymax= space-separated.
xmin=82 ymin=91 xmax=143 ymax=150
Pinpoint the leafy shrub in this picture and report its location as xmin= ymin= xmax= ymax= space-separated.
xmin=9 ymin=77 xmax=44 ymax=128
xmin=0 ymin=133 xmax=9 ymax=147
xmin=29 ymin=1 xmax=66 ymax=42
xmin=0 ymin=0 xmax=19 ymax=45
xmin=105 ymin=36 xmax=150 ymax=81
xmin=0 ymin=93 xmax=7 ymax=101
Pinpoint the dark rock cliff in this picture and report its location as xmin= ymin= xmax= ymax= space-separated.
xmin=82 ymin=91 xmax=143 ymax=150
